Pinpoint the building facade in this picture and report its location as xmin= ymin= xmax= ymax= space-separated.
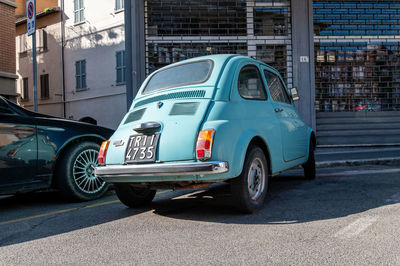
xmin=125 ymin=0 xmax=400 ymax=145
xmin=63 ymin=0 xmax=127 ymax=128
xmin=15 ymin=0 xmax=63 ymax=116
xmin=0 ymin=0 xmax=18 ymax=102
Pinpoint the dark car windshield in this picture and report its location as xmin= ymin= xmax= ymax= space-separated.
xmin=144 ymin=60 xmax=213 ymax=93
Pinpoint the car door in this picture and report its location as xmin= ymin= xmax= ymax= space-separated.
xmin=262 ymin=69 xmax=308 ymax=162
xmin=0 ymin=99 xmax=37 ymax=188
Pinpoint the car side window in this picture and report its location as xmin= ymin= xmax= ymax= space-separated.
xmin=264 ymin=70 xmax=291 ymax=104
xmin=238 ymin=65 xmax=267 ymax=100
xmin=0 ymin=99 xmax=16 ymax=115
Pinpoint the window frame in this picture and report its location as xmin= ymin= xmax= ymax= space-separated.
xmin=40 ymin=74 xmax=50 ymax=99
xmin=263 ymin=69 xmax=291 ymax=105
xmin=237 ymin=64 xmax=268 ymax=101
xmin=73 ymin=0 xmax=85 ymax=24
xmin=115 ymin=0 xmax=124 ymax=12
xmin=116 ymin=50 xmax=126 ymax=85
xmin=75 ymin=59 xmax=87 ymax=91
xmin=21 ymin=77 xmax=29 ymax=101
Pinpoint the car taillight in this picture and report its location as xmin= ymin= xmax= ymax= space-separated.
xmin=196 ymin=129 xmax=215 ymax=161
xmin=98 ymin=140 xmax=110 ymax=165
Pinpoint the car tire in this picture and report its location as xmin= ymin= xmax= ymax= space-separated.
xmin=303 ymin=141 xmax=316 ymax=180
xmin=231 ymin=146 xmax=269 ymax=213
xmin=114 ymin=184 xmax=156 ymax=208
xmin=55 ymin=141 xmax=109 ymax=201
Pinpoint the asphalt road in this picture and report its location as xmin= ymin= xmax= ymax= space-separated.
xmin=0 ymin=165 xmax=399 ymax=265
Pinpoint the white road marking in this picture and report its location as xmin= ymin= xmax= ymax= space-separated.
xmin=334 ymin=216 xmax=378 ymax=239
xmin=316 ymin=147 xmax=400 ymax=155
xmin=386 ymin=193 xmax=400 ymax=204
xmin=319 ymin=168 xmax=400 ymax=177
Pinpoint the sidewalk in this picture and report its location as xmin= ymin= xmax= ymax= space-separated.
xmin=315 ymin=146 xmax=400 ymax=168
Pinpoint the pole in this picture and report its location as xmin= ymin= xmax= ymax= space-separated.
xmin=32 ymin=32 xmax=37 ymax=112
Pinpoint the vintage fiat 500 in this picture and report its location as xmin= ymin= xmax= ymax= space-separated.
xmin=95 ymin=54 xmax=315 ymax=213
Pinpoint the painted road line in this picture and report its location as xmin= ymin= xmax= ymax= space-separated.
xmin=0 ymin=190 xmax=171 ymax=226
xmin=334 ymin=216 xmax=378 ymax=239
xmin=319 ymin=168 xmax=400 ymax=177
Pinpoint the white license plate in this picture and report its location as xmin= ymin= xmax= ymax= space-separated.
xmin=124 ymin=133 xmax=160 ymax=163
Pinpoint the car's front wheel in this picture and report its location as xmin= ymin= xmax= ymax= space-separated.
xmin=114 ymin=184 xmax=156 ymax=208
xmin=55 ymin=141 xmax=109 ymax=201
xmin=231 ymin=146 xmax=269 ymax=213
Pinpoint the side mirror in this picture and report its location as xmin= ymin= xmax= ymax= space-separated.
xmin=290 ymin=87 xmax=300 ymax=101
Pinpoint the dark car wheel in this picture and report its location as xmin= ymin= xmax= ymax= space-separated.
xmin=55 ymin=141 xmax=109 ymax=201
xmin=231 ymin=146 xmax=269 ymax=213
xmin=114 ymin=184 xmax=156 ymax=208
xmin=303 ymin=141 xmax=316 ymax=180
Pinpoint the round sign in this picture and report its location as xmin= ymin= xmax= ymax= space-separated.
xmin=28 ymin=2 xmax=34 ymax=20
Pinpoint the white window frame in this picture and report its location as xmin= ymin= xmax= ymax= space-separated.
xmin=115 ymin=0 xmax=124 ymax=11
xmin=74 ymin=0 xmax=85 ymax=24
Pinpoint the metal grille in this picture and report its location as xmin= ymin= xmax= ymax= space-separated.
xmin=147 ymin=0 xmax=247 ymax=36
xmin=147 ymin=43 xmax=247 ymax=71
xmin=315 ymin=42 xmax=400 ymax=112
xmin=314 ymin=0 xmax=400 ymax=112
xmin=145 ymin=0 xmax=292 ymax=86
xmin=134 ymin=90 xmax=207 ymax=108
xmin=256 ymin=45 xmax=287 ymax=81
xmin=314 ymin=1 xmax=400 ymax=36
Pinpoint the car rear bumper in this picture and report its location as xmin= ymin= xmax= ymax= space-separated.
xmin=94 ymin=161 xmax=229 ymax=180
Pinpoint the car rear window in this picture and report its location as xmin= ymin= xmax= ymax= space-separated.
xmin=144 ymin=60 xmax=213 ymax=93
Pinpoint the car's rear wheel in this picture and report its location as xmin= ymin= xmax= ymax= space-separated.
xmin=303 ymin=141 xmax=316 ymax=180
xmin=55 ymin=141 xmax=109 ymax=201
xmin=114 ymin=184 xmax=156 ymax=208
xmin=231 ymin=146 xmax=269 ymax=213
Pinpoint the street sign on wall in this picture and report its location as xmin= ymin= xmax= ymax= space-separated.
xmin=26 ymin=0 xmax=36 ymax=36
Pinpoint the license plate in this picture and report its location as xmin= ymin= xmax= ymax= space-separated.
xmin=124 ymin=133 xmax=160 ymax=163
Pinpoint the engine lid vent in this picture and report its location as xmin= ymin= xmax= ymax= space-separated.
xmin=134 ymin=90 xmax=206 ymax=108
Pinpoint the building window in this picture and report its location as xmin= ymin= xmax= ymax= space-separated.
xmin=19 ymin=34 xmax=28 ymax=57
xmin=74 ymin=0 xmax=85 ymax=24
xmin=22 ymin=78 xmax=29 ymax=101
xmin=37 ymin=29 xmax=48 ymax=52
xmin=115 ymin=0 xmax=124 ymax=11
xmin=40 ymin=74 xmax=49 ymax=99
xmin=116 ymin=50 xmax=126 ymax=84
xmin=256 ymin=45 xmax=288 ymax=82
xmin=75 ymin=60 xmax=87 ymax=91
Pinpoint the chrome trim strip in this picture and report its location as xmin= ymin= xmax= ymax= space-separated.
xmin=134 ymin=122 xmax=161 ymax=132
xmin=95 ymin=161 xmax=228 ymax=177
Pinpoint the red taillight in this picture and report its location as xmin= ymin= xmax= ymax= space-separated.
xmin=98 ymin=140 xmax=110 ymax=165
xmin=196 ymin=129 xmax=215 ymax=161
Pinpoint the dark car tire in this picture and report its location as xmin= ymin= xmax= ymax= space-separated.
xmin=114 ymin=184 xmax=156 ymax=208
xmin=55 ymin=141 xmax=109 ymax=201
xmin=231 ymin=146 xmax=269 ymax=214
xmin=303 ymin=141 xmax=316 ymax=180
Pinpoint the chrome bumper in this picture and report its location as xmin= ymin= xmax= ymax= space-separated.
xmin=94 ymin=161 xmax=229 ymax=178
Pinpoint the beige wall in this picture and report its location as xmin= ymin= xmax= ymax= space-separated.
xmin=16 ymin=11 xmax=63 ymax=116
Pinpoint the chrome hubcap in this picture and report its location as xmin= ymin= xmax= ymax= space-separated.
xmin=247 ymin=158 xmax=265 ymax=201
xmin=73 ymin=148 xmax=105 ymax=194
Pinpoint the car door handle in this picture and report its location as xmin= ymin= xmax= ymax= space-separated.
xmin=274 ymin=108 xmax=284 ymax=113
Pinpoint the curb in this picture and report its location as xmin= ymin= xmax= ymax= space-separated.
xmin=316 ymin=157 xmax=400 ymax=168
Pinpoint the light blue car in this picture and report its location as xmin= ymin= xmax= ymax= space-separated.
xmin=95 ymin=54 xmax=315 ymax=213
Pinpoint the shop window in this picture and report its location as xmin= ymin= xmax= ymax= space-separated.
xmin=314 ymin=42 xmax=400 ymax=112
xmin=255 ymin=45 xmax=287 ymax=82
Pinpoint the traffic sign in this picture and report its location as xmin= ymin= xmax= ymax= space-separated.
xmin=26 ymin=0 xmax=36 ymax=36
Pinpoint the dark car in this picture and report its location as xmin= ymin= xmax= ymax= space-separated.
xmin=0 ymin=96 xmax=113 ymax=200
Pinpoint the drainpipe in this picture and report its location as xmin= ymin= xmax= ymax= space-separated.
xmin=60 ymin=0 xmax=66 ymax=117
